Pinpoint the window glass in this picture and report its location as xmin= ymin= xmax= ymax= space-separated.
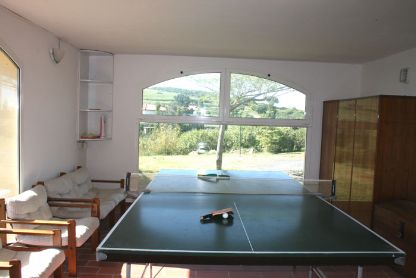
xmin=137 ymin=72 xmax=309 ymax=189
xmin=142 ymin=73 xmax=220 ymax=117
xmin=230 ymin=73 xmax=305 ymax=119
xmin=0 ymin=48 xmax=19 ymax=197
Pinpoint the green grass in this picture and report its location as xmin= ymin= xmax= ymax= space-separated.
xmin=139 ymin=151 xmax=304 ymax=173
xmin=143 ymin=89 xmax=176 ymax=102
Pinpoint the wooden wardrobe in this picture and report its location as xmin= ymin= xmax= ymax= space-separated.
xmin=320 ymin=95 xmax=416 ymax=276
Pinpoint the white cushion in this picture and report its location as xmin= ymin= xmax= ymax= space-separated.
xmin=0 ymin=248 xmax=65 ymax=278
xmin=97 ymin=200 xmax=116 ymax=219
xmin=43 ymin=175 xmax=77 ymax=199
xmin=43 ymin=172 xmax=102 ymax=218
xmin=15 ymin=216 xmax=99 ymax=247
xmin=67 ymin=167 xmax=93 ymax=195
xmin=91 ymin=188 xmax=127 ymax=205
xmin=6 ymin=185 xmax=53 ymax=229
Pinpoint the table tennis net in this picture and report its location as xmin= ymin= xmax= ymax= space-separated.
xmin=139 ymin=172 xmax=336 ymax=198
xmin=298 ymin=179 xmax=336 ymax=200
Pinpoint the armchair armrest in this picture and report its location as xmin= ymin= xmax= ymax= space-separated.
xmin=0 ymin=227 xmax=62 ymax=247
xmin=91 ymin=178 xmax=125 ymax=189
xmin=1 ymin=219 xmax=73 ymax=227
xmin=47 ymin=197 xmax=100 ymax=218
xmin=75 ymin=165 xmax=125 ymax=189
xmin=48 ymin=197 xmax=98 ymax=203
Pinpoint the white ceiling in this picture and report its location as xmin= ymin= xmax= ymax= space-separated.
xmin=1 ymin=0 xmax=416 ymax=63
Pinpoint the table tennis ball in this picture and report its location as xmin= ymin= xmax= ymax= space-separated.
xmin=222 ymin=212 xmax=229 ymax=219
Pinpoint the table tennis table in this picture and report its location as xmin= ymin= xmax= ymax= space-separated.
xmin=97 ymin=170 xmax=405 ymax=278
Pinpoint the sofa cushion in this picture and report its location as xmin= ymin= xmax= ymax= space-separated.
xmin=96 ymin=200 xmax=116 ymax=219
xmin=43 ymin=173 xmax=99 ymax=218
xmin=91 ymin=188 xmax=126 ymax=205
xmin=0 ymin=247 xmax=65 ymax=278
xmin=6 ymin=185 xmax=52 ymax=229
xmin=43 ymin=174 xmax=77 ymax=199
xmin=67 ymin=167 xmax=93 ymax=195
xmin=15 ymin=216 xmax=99 ymax=247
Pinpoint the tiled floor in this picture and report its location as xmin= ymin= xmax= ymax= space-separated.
xmin=63 ymin=232 xmax=405 ymax=278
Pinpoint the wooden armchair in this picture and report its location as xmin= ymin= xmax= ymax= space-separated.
xmin=0 ymin=200 xmax=65 ymax=278
xmin=1 ymin=185 xmax=100 ymax=277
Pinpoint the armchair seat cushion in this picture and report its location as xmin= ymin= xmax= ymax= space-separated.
xmin=15 ymin=216 xmax=99 ymax=247
xmin=91 ymin=188 xmax=126 ymax=205
xmin=0 ymin=248 xmax=65 ymax=278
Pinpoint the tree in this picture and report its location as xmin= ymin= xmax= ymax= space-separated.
xmin=216 ymin=74 xmax=290 ymax=169
xmin=173 ymin=93 xmax=193 ymax=115
xmin=174 ymin=93 xmax=191 ymax=107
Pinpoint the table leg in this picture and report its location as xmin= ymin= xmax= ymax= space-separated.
xmin=140 ymin=263 xmax=150 ymax=278
xmin=126 ymin=263 xmax=131 ymax=278
xmin=357 ymin=266 xmax=363 ymax=278
xmin=308 ymin=266 xmax=313 ymax=278
xmin=311 ymin=267 xmax=327 ymax=278
xmin=149 ymin=263 xmax=152 ymax=278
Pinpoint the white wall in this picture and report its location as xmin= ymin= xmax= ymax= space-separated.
xmin=362 ymin=48 xmax=416 ymax=96
xmin=1 ymin=3 xmax=414 ymax=190
xmin=0 ymin=6 xmax=84 ymax=191
xmin=86 ymin=55 xmax=362 ymax=179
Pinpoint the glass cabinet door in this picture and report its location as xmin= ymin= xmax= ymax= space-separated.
xmin=333 ymin=100 xmax=356 ymax=201
xmin=350 ymin=97 xmax=379 ymax=201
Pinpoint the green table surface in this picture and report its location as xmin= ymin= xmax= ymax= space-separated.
xmin=97 ymin=192 xmax=404 ymax=265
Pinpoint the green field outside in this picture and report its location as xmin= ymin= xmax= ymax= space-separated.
xmin=143 ymin=89 xmax=176 ymax=103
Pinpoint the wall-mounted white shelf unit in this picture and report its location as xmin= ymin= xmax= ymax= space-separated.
xmin=78 ymin=50 xmax=113 ymax=141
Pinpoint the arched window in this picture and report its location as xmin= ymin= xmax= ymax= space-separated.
xmin=141 ymin=72 xmax=307 ymax=122
xmin=0 ymin=47 xmax=20 ymax=197
xmin=138 ymin=72 xmax=308 ymax=185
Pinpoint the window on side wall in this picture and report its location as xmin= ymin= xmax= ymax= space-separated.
xmin=0 ymin=47 xmax=20 ymax=197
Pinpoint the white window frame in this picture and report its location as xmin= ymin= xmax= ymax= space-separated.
xmin=139 ymin=69 xmax=311 ymax=128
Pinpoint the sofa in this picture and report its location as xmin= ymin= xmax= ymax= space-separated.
xmin=40 ymin=167 xmax=126 ymax=223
